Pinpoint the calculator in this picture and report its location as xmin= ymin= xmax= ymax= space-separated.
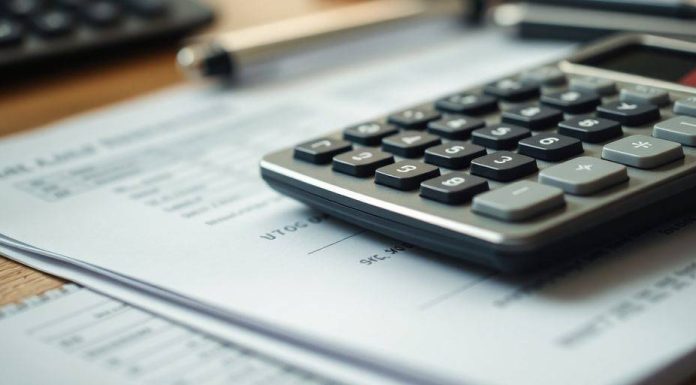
xmin=261 ymin=34 xmax=696 ymax=272
xmin=0 ymin=0 xmax=212 ymax=70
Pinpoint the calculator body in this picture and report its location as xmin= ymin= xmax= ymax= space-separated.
xmin=261 ymin=34 xmax=696 ymax=272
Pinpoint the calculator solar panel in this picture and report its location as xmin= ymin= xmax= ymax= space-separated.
xmin=261 ymin=34 xmax=696 ymax=272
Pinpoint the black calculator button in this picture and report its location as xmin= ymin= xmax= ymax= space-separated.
xmin=343 ymin=122 xmax=398 ymax=146
xmin=569 ymin=77 xmax=617 ymax=96
xmin=387 ymin=107 xmax=441 ymax=130
xmin=502 ymin=105 xmax=563 ymax=130
xmin=558 ymin=117 xmax=622 ymax=143
xmin=294 ymin=138 xmax=352 ymax=164
xmin=471 ymin=124 xmax=530 ymax=150
xmin=540 ymin=90 xmax=601 ymax=114
xmin=420 ymin=172 xmax=489 ymax=204
xmin=427 ymin=115 xmax=484 ymax=139
xmin=82 ymin=1 xmax=123 ymax=26
xmin=123 ymin=0 xmax=168 ymax=18
xmin=620 ymin=85 xmax=670 ymax=107
xmin=5 ymin=0 xmax=43 ymax=18
xmin=0 ymin=19 xmax=23 ymax=47
xmin=521 ymin=66 xmax=566 ymax=86
xmin=332 ymin=149 xmax=394 ymax=177
xmin=483 ymin=78 xmax=539 ymax=102
xmin=33 ymin=10 xmax=76 ymax=37
xmin=518 ymin=133 xmax=583 ymax=161
xmin=424 ymin=142 xmax=487 ymax=169
xmin=597 ymin=101 xmax=660 ymax=126
xmin=435 ymin=93 xmax=498 ymax=115
xmin=470 ymin=152 xmax=538 ymax=182
xmin=382 ymin=131 xmax=441 ymax=158
xmin=375 ymin=160 xmax=440 ymax=191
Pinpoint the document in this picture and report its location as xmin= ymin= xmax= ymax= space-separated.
xmin=4 ymin=24 xmax=695 ymax=385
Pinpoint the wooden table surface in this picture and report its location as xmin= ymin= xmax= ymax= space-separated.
xmin=1 ymin=2 xmax=695 ymax=384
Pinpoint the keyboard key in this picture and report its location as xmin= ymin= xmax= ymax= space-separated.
xmin=501 ymin=105 xmax=563 ymax=130
xmin=521 ymin=66 xmax=566 ymax=86
xmin=653 ymin=116 xmax=696 ymax=146
xmin=539 ymin=157 xmax=628 ymax=195
xmin=558 ymin=116 xmax=622 ymax=143
xmin=294 ymin=138 xmax=352 ymax=164
xmin=597 ymin=101 xmax=660 ymax=126
xmin=343 ymin=122 xmax=398 ymax=146
xmin=387 ymin=107 xmax=441 ymax=130
xmin=674 ymin=96 xmax=696 ymax=117
xmin=620 ymin=85 xmax=670 ymax=107
xmin=381 ymin=131 xmax=441 ymax=158
xmin=375 ymin=160 xmax=440 ymax=191
xmin=332 ymin=149 xmax=394 ymax=177
xmin=517 ymin=133 xmax=583 ymax=161
xmin=472 ymin=181 xmax=565 ymax=221
xmin=569 ymin=76 xmax=616 ymax=95
xmin=420 ymin=172 xmax=489 ymax=204
xmin=471 ymin=124 xmax=530 ymax=150
xmin=33 ymin=9 xmax=75 ymax=37
xmin=0 ymin=19 xmax=23 ymax=47
xmin=540 ymin=89 xmax=601 ymax=114
xmin=82 ymin=1 xmax=123 ymax=26
xmin=470 ymin=152 xmax=537 ymax=182
xmin=484 ymin=78 xmax=539 ymax=102
xmin=424 ymin=142 xmax=486 ymax=169
xmin=427 ymin=115 xmax=484 ymax=139
xmin=602 ymin=135 xmax=684 ymax=169
xmin=435 ymin=93 xmax=497 ymax=115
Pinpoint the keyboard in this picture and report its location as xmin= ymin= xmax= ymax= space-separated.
xmin=260 ymin=34 xmax=696 ymax=272
xmin=0 ymin=0 xmax=212 ymax=70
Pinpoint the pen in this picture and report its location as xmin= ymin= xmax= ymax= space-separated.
xmin=177 ymin=0 xmax=466 ymax=79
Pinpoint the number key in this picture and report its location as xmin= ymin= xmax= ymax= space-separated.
xmin=558 ymin=116 xmax=622 ymax=143
xmin=484 ymin=78 xmax=539 ymax=102
xmin=597 ymin=101 xmax=660 ymax=126
xmin=388 ymin=107 xmax=441 ymax=130
xmin=470 ymin=152 xmax=537 ymax=182
xmin=424 ymin=142 xmax=486 ymax=169
xmin=420 ymin=172 xmax=489 ymax=204
xmin=375 ymin=160 xmax=440 ymax=190
xmin=332 ymin=149 xmax=394 ymax=177
xmin=294 ymin=138 xmax=352 ymax=164
xmin=540 ymin=89 xmax=601 ymax=114
xmin=471 ymin=124 xmax=530 ymax=150
xmin=382 ymin=131 xmax=441 ymax=158
xmin=427 ymin=115 xmax=485 ymax=139
xmin=343 ymin=122 xmax=398 ymax=146
xmin=502 ymin=105 xmax=563 ymax=130
xmin=518 ymin=133 xmax=583 ymax=161
xmin=435 ymin=93 xmax=498 ymax=115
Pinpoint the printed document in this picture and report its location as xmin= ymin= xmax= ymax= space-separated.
xmin=2 ymin=25 xmax=696 ymax=385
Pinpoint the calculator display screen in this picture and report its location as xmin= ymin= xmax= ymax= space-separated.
xmin=578 ymin=44 xmax=696 ymax=87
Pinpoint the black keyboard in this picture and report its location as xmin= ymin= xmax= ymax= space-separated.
xmin=261 ymin=34 xmax=696 ymax=272
xmin=0 ymin=0 xmax=212 ymax=69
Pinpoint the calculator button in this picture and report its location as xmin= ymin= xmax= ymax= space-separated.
xmin=521 ymin=66 xmax=566 ymax=86
xmin=427 ymin=115 xmax=484 ymax=139
xmin=502 ymin=105 xmax=563 ymax=130
xmin=123 ymin=0 xmax=169 ymax=18
xmin=602 ymin=135 xmax=684 ymax=169
xmin=569 ymin=76 xmax=617 ymax=96
xmin=597 ymin=101 xmax=660 ymax=126
xmin=540 ymin=90 xmax=601 ymax=114
xmin=435 ymin=93 xmax=498 ymax=115
xmin=471 ymin=124 xmax=530 ymax=150
xmin=470 ymin=152 xmax=537 ymax=182
xmin=539 ymin=157 xmax=628 ymax=195
xmin=5 ymin=0 xmax=42 ymax=17
xmin=472 ymin=181 xmax=565 ymax=221
xmin=0 ymin=19 xmax=23 ymax=47
xmin=387 ymin=107 xmax=441 ymax=130
xmin=33 ymin=10 xmax=76 ymax=37
xmin=375 ymin=160 xmax=440 ymax=191
xmin=674 ymin=96 xmax=696 ymax=117
xmin=420 ymin=172 xmax=489 ymax=204
xmin=424 ymin=142 xmax=487 ymax=169
xmin=343 ymin=122 xmax=398 ymax=145
xmin=332 ymin=149 xmax=394 ymax=177
xmin=294 ymin=138 xmax=352 ymax=164
xmin=558 ymin=117 xmax=622 ymax=143
xmin=82 ymin=1 xmax=123 ymax=27
xmin=484 ymin=78 xmax=540 ymax=102
xmin=381 ymin=131 xmax=441 ymax=158
xmin=517 ymin=133 xmax=583 ymax=161
xmin=653 ymin=116 xmax=696 ymax=146
xmin=620 ymin=85 xmax=670 ymax=107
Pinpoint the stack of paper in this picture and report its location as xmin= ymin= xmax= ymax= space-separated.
xmin=2 ymin=21 xmax=696 ymax=385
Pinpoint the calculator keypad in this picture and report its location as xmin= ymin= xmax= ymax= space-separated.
xmin=517 ymin=133 xmax=583 ymax=161
xmin=343 ymin=122 xmax=398 ymax=145
xmin=427 ymin=115 xmax=485 ymax=139
xmin=424 ymin=142 xmax=486 ymax=169
xmin=558 ymin=116 xmax=622 ymax=143
xmin=294 ymin=138 xmax=352 ymax=164
xmin=541 ymin=90 xmax=601 ymax=114
xmin=472 ymin=124 xmax=531 ymax=150
xmin=420 ymin=172 xmax=489 ymax=204
xmin=332 ymin=149 xmax=394 ymax=177
xmin=382 ymin=131 xmax=441 ymax=158
xmin=375 ymin=160 xmax=440 ymax=191
xmin=435 ymin=93 xmax=498 ymax=115
xmin=597 ymin=101 xmax=661 ymax=126
xmin=387 ymin=107 xmax=441 ymax=130
xmin=470 ymin=152 xmax=538 ymax=182
xmin=502 ymin=105 xmax=564 ymax=130
xmin=484 ymin=78 xmax=540 ymax=102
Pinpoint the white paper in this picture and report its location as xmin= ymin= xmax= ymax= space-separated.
xmin=5 ymin=23 xmax=694 ymax=385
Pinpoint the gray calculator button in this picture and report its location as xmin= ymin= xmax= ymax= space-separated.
xmin=620 ymin=85 xmax=670 ymax=106
xmin=472 ymin=181 xmax=565 ymax=221
xmin=653 ymin=116 xmax=696 ymax=146
xmin=538 ymin=157 xmax=628 ymax=195
xmin=674 ymin=96 xmax=696 ymax=117
xmin=521 ymin=66 xmax=566 ymax=86
xmin=570 ymin=76 xmax=616 ymax=96
xmin=602 ymin=135 xmax=684 ymax=169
